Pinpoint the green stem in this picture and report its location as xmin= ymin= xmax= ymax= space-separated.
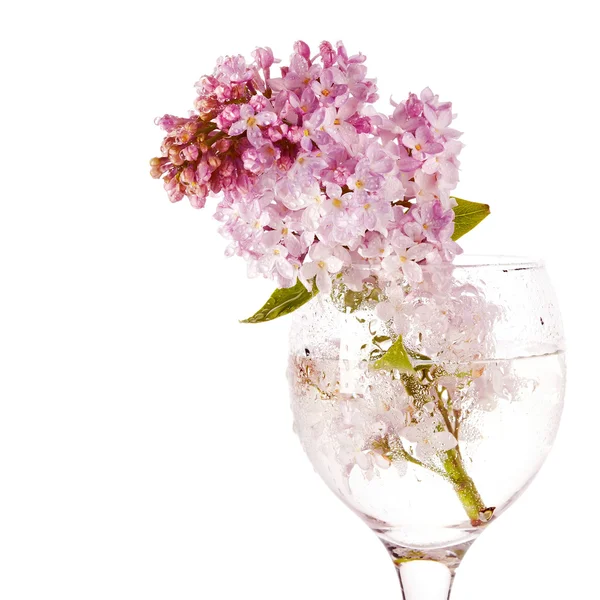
xmin=394 ymin=447 xmax=446 ymax=478
xmin=434 ymin=388 xmax=490 ymax=525
xmin=204 ymin=131 xmax=227 ymax=147
xmin=441 ymin=448 xmax=488 ymax=525
xmin=374 ymin=361 xmax=493 ymax=526
xmin=435 ymin=396 xmax=455 ymax=435
xmin=382 ymin=427 xmax=490 ymax=524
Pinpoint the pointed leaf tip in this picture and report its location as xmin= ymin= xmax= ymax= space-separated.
xmin=451 ymin=197 xmax=491 ymax=241
xmin=373 ymin=336 xmax=416 ymax=374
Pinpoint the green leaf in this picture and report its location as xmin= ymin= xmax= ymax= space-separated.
xmin=342 ymin=285 xmax=381 ymax=313
xmin=373 ymin=335 xmax=416 ymax=374
xmin=240 ymin=279 xmax=318 ymax=324
xmin=451 ymin=197 xmax=491 ymax=240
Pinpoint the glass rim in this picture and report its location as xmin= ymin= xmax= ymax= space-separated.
xmin=349 ymin=254 xmax=545 ymax=272
xmin=438 ymin=254 xmax=544 ymax=270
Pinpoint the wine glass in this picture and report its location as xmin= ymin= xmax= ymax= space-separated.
xmin=288 ymin=256 xmax=565 ymax=599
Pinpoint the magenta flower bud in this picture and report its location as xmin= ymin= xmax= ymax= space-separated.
xmin=252 ymin=47 xmax=274 ymax=70
xmin=164 ymin=175 xmax=178 ymax=191
xmin=250 ymin=95 xmax=268 ymax=112
xmin=266 ymin=126 xmax=283 ymax=142
xmin=214 ymin=84 xmax=232 ymax=103
xmin=294 ymin=40 xmax=311 ymax=60
xmin=149 ymin=156 xmax=168 ymax=168
xmin=220 ymin=176 xmax=233 ymax=190
xmin=155 ymin=114 xmax=185 ymax=132
xmin=336 ymin=41 xmax=348 ymax=63
xmin=197 ymin=75 xmax=217 ymax=94
xmin=349 ymin=116 xmax=372 ymax=134
xmin=180 ymin=166 xmax=196 ymax=185
xmin=168 ymin=145 xmax=185 ymax=166
xmin=406 ymin=93 xmax=423 ymax=118
xmin=181 ymin=144 xmax=199 ymax=161
xmin=237 ymin=173 xmax=251 ymax=193
xmin=319 ymin=41 xmax=336 ymax=68
xmin=215 ymin=138 xmax=231 ymax=153
xmin=208 ymin=155 xmax=221 ymax=169
xmin=223 ymin=104 xmax=240 ymax=121
xmin=286 ymin=126 xmax=303 ymax=144
xmin=196 ymin=161 xmax=212 ymax=182
xmin=220 ymin=158 xmax=234 ymax=176
xmin=150 ymin=166 xmax=162 ymax=179
xmin=215 ymin=104 xmax=241 ymax=130
xmin=190 ymin=194 xmax=207 ymax=209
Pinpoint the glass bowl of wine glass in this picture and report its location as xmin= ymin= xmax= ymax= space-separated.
xmin=288 ymin=256 xmax=565 ymax=599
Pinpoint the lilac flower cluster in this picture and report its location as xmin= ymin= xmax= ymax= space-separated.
xmin=151 ymin=41 xmax=464 ymax=293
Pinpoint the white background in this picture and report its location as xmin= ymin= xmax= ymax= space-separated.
xmin=1 ymin=1 xmax=598 ymax=598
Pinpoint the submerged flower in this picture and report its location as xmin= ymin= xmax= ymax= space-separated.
xmin=402 ymin=421 xmax=458 ymax=460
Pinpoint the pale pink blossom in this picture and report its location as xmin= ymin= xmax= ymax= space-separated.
xmin=229 ymin=104 xmax=278 ymax=148
xmin=402 ymin=126 xmax=444 ymax=160
xmin=284 ymin=53 xmax=321 ymax=90
xmin=375 ymin=283 xmax=412 ymax=334
xmin=311 ymin=68 xmax=346 ymax=105
xmin=402 ymin=418 xmax=458 ymax=460
xmin=423 ymin=105 xmax=462 ymax=140
xmin=262 ymin=217 xmax=304 ymax=256
xmin=322 ymin=99 xmax=359 ymax=148
xmin=300 ymin=109 xmax=330 ymax=151
xmin=257 ymin=244 xmax=295 ymax=281
xmin=301 ymin=243 xmax=344 ymax=294
xmin=358 ymin=232 xmax=392 ymax=259
xmin=383 ymin=237 xmax=432 ymax=284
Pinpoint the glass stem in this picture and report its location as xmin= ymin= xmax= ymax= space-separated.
xmin=383 ymin=541 xmax=473 ymax=600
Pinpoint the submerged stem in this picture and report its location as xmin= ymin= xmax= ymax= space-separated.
xmin=393 ymin=445 xmax=446 ymax=478
xmin=441 ymin=448 xmax=488 ymax=525
xmin=401 ymin=370 xmax=492 ymax=525
xmin=434 ymin=388 xmax=492 ymax=524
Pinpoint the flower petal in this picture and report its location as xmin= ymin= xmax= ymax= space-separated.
xmin=402 ymin=259 xmax=423 ymax=283
xmin=262 ymin=229 xmax=282 ymax=248
xmin=397 ymin=157 xmax=422 ymax=172
xmin=255 ymin=111 xmax=278 ymax=126
xmin=247 ymin=125 xmax=265 ymax=148
xmin=432 ymin=431 xmax=458 ymax=451
xmin=407 ymin=244 xmax=432 ymax=262
xmin=326 ymin=256 xmax=344 ymax=273
xmin=240 ymin=104 xmax=255 ymax=119
xmin=316 ymin=268 xmax=332 ymax=294
xmin=228 ymin=120 xmax=247 ymax=136
xmin=276 ymin=258 xmax=295 ymax=280
xmin=402 ymin=132 xmax=417 ymax=149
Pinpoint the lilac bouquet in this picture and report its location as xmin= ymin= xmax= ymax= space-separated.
xmin=150 ymin=43 xmax=567 ymax=598
xmin=150 ymin=40 xmax=489 ymax=322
